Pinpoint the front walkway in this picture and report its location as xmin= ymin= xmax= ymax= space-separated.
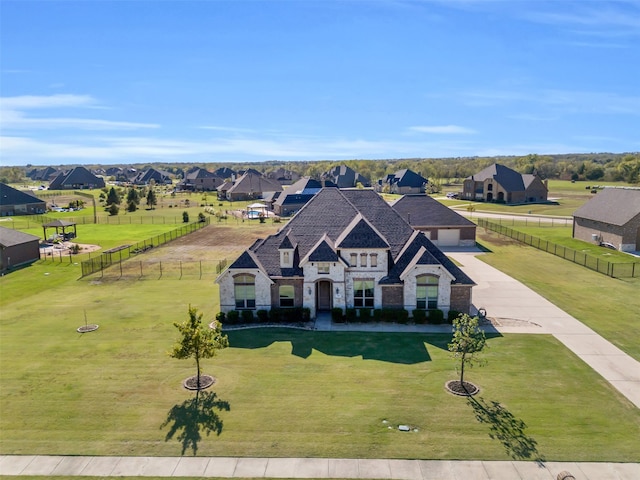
xmin=2 ymin=455 xmax=639 ymax=479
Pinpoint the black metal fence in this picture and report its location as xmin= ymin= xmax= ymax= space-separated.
xmin=92 ymin=258 xmax=228 ymax=280
xmin=478 ymin=218 xmax=640 ymax=278
xmin=80 ymin=218 xmax=210 ymax=277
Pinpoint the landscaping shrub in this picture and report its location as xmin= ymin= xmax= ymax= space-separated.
xmin=359 ymin=308 xmax=372 ymax=322
xmin=412 ymin=309 xmax=427 ymax=324
xmin=215 ymin=311 xmax=226 ymax=324
xmin=198 ymin=212 xmax=206 ymax=223
xmin=373 ymin=309 xmax=382 ymax=322
xmin=331 ymin=307 xmax=344 ymax=323
xmin=345 ymin=308 xmax=357 ymax=323
xmin=226 ymin=310 xmax=239 ymax=325
xmin=381 ymin=308 xmax=396 ymax=322
xmin=269 ymin=308 xmax=281 ymax=323
xmin=256 ymin=309 xmax=269 ymax=323
xmin=241 ymin=309 xmax=254 ymax=324
xmin=447 ymin=310 xmax=461 ymax=324
xmin=428 ymin=309 xmax=444 ymax=325
xmin=182 ymin=211 xmax=190 ymax=223
xmin=397 ymin=308 xmax=409 ymax=324
xmin=301 ymin=307 xmax=311 ymax=322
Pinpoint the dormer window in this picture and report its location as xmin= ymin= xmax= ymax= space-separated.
xmin=280 ymin=249 xmax=293 ymax=268
xmin=283 ymin=251 xmax=290 ymax=264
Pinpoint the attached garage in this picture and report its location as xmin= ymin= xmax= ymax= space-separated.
xmin=436 ymin=229 xmax=461 ymax=246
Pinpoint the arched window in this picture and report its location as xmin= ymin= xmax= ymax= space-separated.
xmin=416 ymin=275 xmax=438 ymax=309
xmin=234 ymin=274 xmax=255 ymax=309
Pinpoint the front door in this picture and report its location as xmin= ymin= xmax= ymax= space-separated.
xmin=317 ymin=281 xmax=332 ymax=311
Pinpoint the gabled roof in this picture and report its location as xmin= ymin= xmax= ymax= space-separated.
xmin=335 ymin=214 xmax=389 ymax=249
xmin=132 ymin=168 xmax=172 ymax=185
xmin=391 ymin=194 xmax=475 ymax=227
xmin=213 ymin=167 xmax=235 ymax=178
xmin=228 ymin=250 xmax=260 ymax=269
xmin=0 ymin=226 xmax=40 ymax=248
xmin=467 ymin=163 xmax=525 ymax=192
xmin=273 ymin=177 xmax=324 ymax=208
xmin=0 ymin=183 xmax=45 ymax=206
xmin=48 ymin=166 xmax=105 ymax=189
xmin=573 ymin=188 xmax=640 ymax=226
xmin=387 ymin=169 xmax=428 ymax=188
xmin=381 ymin=231 xmax=474 ymax=286
xmin=278 ymin=234 xmax=295 ymax=250
xmin=184 ymin=168 xmax=217 ymax=180
xmin=305 ymin=235 xmax=340 ymax=262
xmin=324 ymin=165 xmax=370 ymax=188
xmin=226 ymin=172 xmax=283 ymax=195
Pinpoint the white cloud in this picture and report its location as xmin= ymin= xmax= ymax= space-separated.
xmin=409 ymin=125 xmax=477 ymax=134
xmin=0 ymin=94 xmax=159 ymax=132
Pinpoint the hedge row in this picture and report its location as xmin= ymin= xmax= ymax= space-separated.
xmin=332 ymin=308 xmax=461 ymax=324
xmin=217 ymin=307 xmax=311 ymax=325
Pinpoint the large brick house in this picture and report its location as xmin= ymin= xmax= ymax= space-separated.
xmin=216 ymin=188 xmax=475 ymax=319
xmin=462 ymin=163 xmax=548 ymax=204
xmin=573 ymin=188 xmax=640 ymax=252
xmin=0 ymin=183 xmax=46 ymax=216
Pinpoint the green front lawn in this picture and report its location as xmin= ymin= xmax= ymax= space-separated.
xmin=476 ymin=230 xmax=640 ymax=361
xmin=1 ymin=283 xmax=639 ymax=461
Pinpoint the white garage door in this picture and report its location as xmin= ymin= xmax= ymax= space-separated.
xmin=438 ymin=229 xmax=460 ymax=246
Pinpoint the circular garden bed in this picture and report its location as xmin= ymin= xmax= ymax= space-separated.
xmin=445 ymin=380 xmax=479 ymax=396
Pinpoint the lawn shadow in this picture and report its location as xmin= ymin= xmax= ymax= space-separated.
xmin=227 ymin=329 xmax=444 ymax=364
xmin=161 ymin=390 xmax=230 ymax=455
xmin=467 ymin=395 xmax=545 ymax=463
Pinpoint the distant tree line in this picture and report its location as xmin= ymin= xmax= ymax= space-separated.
xmin=5 ymin=152 xmax=639 ymax=186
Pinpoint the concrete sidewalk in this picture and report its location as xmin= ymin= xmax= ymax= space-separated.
xmin=448 ymin=252 xmax=640 ymax=409
xmin=1 ymin=455 xmax=639 ymax=479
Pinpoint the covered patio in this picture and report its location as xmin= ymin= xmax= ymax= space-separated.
xmin=43 ymin=219 xmax=77 ymax=241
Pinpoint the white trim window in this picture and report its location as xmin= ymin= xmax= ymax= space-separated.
xmin=416 ymin=275 xmax=438 ymax=309
xmin=279 ymin=285 xmax=295 ymax=307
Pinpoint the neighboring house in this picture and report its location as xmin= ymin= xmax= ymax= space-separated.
xmin=266 ymin=168 xmax=301 ymax=186
xmin=0 ymin=183 xmax=47 ymax=216
xmin=391 ymin=194 xmax=476 ymax=247
xmin=382 ymin=169 xmax=428 ymax=194
xmin=216 ymin=188 xmax=475 ymax=319
xmin=322 ymin=165 xmax=371 ymax=188
xmin=213 ymin=167 xmax=236 ymax=179
xmin=462 ymin=163 xmax=548 ymax=204
xmin=272 ymin=177 xmax=334 ymax=217
xmin=0 ymin=226 xmax=41 ymax=272
xmin=222 ymin=171 xmax=283 ymax=201
xmin=132 ymin=168 xmax=172 ymax=186
xmin=573 ymin=188 xmax=640 ymax=252
xmin=178 ymin=168 xmax=224 ymax=192
xmin=48 ymin=166 xmax=105 ymax=190
xmin=27 ymin=167 xmax=59 ymax=182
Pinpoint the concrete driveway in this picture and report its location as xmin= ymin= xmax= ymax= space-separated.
xmin=448 ymin=251 xmax=640 ymax=409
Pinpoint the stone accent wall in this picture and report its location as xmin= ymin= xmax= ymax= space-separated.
xmin=217 ymin=269 xmax=272 ymax=313
xmin=402 ymin=265 xmax=453 ymax=315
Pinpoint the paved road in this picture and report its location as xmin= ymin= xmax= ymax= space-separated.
xmin=2 ymin=455 xmax=639 ymax=479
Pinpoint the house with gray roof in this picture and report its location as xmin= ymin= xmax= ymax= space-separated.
xmin=131 ymin=168 xmax=172 ymax=186
xmin=322 ymin=165 xmax=370 ymax=188
xmin=222 ymin=171 xmax=283 ymax=201
xmin=0 ymin=226 xmax=41 ymax=272
xmin=573 ymin=188 xmax=640 ymax=252
xmin=216 ymin=188 xmax=475 ymax=319
xmin=272 ymin=177 xmax=336 ymax=216
xmin=177 ymin=168 xmax=224 ymax=192
xmin=382 ymin=169 xmax=428 ymax=194
xmin=48 ymin=166 xmax=105 ymax=190
xmin=391 ymin=194 xmax=476 ymax=247
xmin=0 ymin=183 xmax=47 ymax=216
xmin=462 ymin=163 xmax=547 ymax=204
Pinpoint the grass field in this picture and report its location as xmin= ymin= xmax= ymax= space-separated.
xmin=476 ymin=230 xmax=640 ymax=361
xmin=1 ymin=208 xmax=639 ymax=462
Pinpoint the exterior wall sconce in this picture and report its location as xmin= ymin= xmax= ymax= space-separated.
xmin=308 ymin=287 xmax=312 ymax=295
xmin=336 ymin=287 xmax=340 ymax=295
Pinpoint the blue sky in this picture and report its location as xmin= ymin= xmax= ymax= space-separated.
xmin=1 ymin=0 xmax=639 ymax=166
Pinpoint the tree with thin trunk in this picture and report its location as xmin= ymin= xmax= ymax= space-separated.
xmin=170 ymin=305 xmax=228 ymax=390
xmin=146 ymin=188 xmax=157 ymax=210
xmin=448 ymin=313 xmax=486 ymax=385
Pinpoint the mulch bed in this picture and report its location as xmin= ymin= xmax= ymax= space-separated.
xmin=445 ymin=380 xmax=479 ymax=396
xmin=183 ymin=375 xmax=215 ymax=391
